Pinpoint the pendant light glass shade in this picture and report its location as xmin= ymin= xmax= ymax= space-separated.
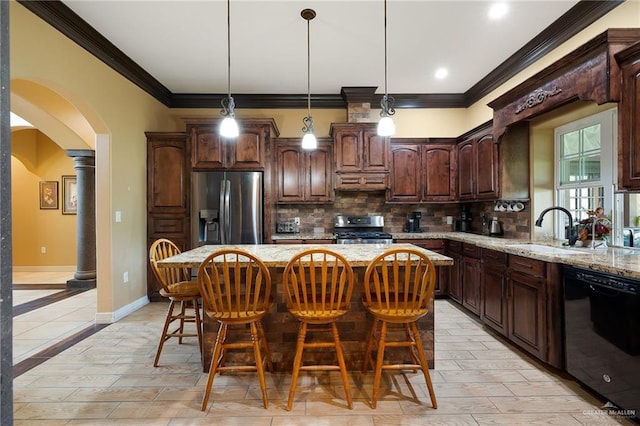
xmin=220 ymin=0 xmax=239 ymax=137
xmin=378 ymin=0 xmax=395 ymax=136
xmin=302 ymin=116 xmax=317 ymax=150
xmin=220 ymin=115 xmax=239 ymax=138
xmin=377 ymin=114 xmax=395 ymax=137
xmin=301 ymin=8 xmax=317 ymax=150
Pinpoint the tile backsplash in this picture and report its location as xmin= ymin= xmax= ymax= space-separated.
xmin=275 ymin=192 xmax=531 ymax=240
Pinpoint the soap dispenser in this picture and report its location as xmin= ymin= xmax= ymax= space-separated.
xmin=489 ymin=217 xmax=503 ymax=236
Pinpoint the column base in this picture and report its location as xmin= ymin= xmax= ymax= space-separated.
xmin=66 ymin=278 xmax=96 ymax=289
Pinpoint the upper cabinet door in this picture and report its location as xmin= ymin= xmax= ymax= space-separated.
xmin=362 ymin=130 xmax=389 ymax=171
xmin=457 ymin=133 xmax=499 ymax=200
xmin=191 ymin=128 xmax=225 ymax=169
xmin=227 ymin=124 xmax=265 ymax=169
xmin=618 ymin=47 xmax=640 ymax=190
xmin=147 ymin=132 xmax=189 ymax=213
xmin=422 ymin=144 xmax=456 ymax=201
xmin=334 ymin=129 xmax=362 ymax=172
xmin=388 ymin=143 xmax=422 ymax=203
xmin=457 ymin=140 xmax=475 ymax=199
xmin=475 ymin=135 xmax=499 ymax=199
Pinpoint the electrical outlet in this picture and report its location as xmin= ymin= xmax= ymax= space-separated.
xmin=115 ymin=211 xmax=122 ymax=223
xmin=446 ymin=216 xmax=453 ymax=225
xmin=41 ymin=246 xmax=46 ymax=254
xmin=123 ymin=271 xmax=129 ymax=283
xmin=293 ymin=217 xmax=300 ymax=226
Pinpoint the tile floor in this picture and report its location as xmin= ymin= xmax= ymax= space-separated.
xmin=12 ymin=272 xmax=96 ymax=365
xmin=11 ymin=273 xmax=637 ymax=425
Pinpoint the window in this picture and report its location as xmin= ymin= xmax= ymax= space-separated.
xmin=554 ymin=109 xmax=615 ymax=242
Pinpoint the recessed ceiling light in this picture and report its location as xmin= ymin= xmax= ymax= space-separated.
xmin=435 ymin=68 xmax=449 ymax=80
xmin=488 ymin=2 xmax=509 ymax=20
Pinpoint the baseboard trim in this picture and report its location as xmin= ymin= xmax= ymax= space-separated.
xmin=95 ymin=295 xmax=149 ymax=324
xmin=13 ymin=266 xmax=76 ymax=272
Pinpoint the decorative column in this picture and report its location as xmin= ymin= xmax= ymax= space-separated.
xmin=66 ymin=150 xmax=96 ymax=288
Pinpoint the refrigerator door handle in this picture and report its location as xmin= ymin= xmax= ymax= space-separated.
xmin=219 ymin=179 xmax=227 ymax=244
xmin=224 ymin=179 xmax=231 ymax=243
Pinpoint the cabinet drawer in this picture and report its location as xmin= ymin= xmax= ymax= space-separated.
xmin=482 ymin=248 xmax=507 ymax=265
xmin=509 ymin=255 xmax=545 ymax=277
xmin=149 ymin=215 xmax=188 ymax=236
xmin=462 ymin=243 xmax=480 ymax=258
xmin=395 ymin=239 xmax=444 ymax=250
xmin=335 ymin=173 xmax=387 ymax=190
xmin=447 ymin=240 xmax=463 ymax=254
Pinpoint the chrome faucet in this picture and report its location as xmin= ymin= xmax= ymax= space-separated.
xmin=590 ymin=217 xmax=612 ymax=249
xmin=535 ymin=206 xmax=578 ymax=246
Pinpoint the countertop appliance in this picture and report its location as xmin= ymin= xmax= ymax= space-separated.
xmin=276 ymin=221 xmax=299 ymax=234
xmin=563 ymin=266 xmax=639 ymax=420
xmin=623 ymin=227 xmax=640 ymax=247
xmin=192 ymin=171 xmax=263 ymax=246
xmin=405 ymin=211 xmax=422 ymax=233
xmin=460 ymin=203 xmax=472 ymax=232
xmin=334 ymin=215 xmax=393 ymax=244
xmin=489 ymin=217 xmax=503 ymax=236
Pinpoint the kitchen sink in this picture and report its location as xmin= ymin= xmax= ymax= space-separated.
xmin=505 ymin=243 xmax=591 ymax=255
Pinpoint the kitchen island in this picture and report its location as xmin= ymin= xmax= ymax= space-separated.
xmin=158 ymin=243 xmax=453 ymax=372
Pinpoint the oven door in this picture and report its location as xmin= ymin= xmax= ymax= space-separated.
xmin=563 ymin=266 xmax=640 ymax=419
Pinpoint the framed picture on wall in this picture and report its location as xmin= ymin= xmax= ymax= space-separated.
xmin=39 ymin=181 xmax=59 ymax=210
xmin=62 ymin=175 xmax=77 ymax=215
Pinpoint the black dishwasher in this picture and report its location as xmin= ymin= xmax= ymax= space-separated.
xmin=563 ymin=266 xmax=639 ymax=420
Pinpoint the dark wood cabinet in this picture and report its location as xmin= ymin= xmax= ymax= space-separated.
xmin=446 ymin=240 xmax=463 ymax=303
xmin=388 ymin=139 xmax=456 ymax=203
xmin=481 ymin=249 xmax=508 ymax=336
xmin=395 ymin=239 xmax=447 ymax=296
xmin=186 ymin=118 xmax=278 ymax=170
xmin=461 ymin=243 xmax=481 ymax=315
xmin=275 ymin=138 xmax=333 ymax=203
xmin=616 ymin=42 xmax=640 ymax=191
xmin=388 ymin=143 xmax=421 ymax=202
xmin=458 ymin=133 xmax=499 ymax=200
xmin=146 ymin=132 xmax=190 ymax=301
xmin=330 ymin=123 xmax=389 ymax=190
xmin=507 ymin=255 xmax=547 ymax=360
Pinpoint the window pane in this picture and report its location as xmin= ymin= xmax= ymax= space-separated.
xmin=562 ymin=130 xmax=580 ymax=156
xmin=582 ymin=153 xmax=601 ymax=181
xmin=559 ymin=124 xmax=602 ymax=185
xmin=582 ymin=124 xmax=601 ymax=152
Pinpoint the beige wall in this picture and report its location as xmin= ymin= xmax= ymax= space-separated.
xmin=8 ymin=0 xmax=640 ymax=320
xmin=11 ymin=129 xmax=76 ymax=267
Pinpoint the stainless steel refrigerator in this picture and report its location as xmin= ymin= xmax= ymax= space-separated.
xmin=191 ymin=171 xmax=263 ymax=247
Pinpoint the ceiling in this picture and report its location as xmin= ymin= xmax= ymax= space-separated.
xmin=20 ymin=1 xmax=623 ymax=109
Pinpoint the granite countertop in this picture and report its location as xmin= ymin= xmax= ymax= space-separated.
xmin=272 ymin=231 xmax=640 ymax=279
xmin=157 ymin=243 xmax=454 ymax=269
xmin=394 ymin=231 xmax=640 ymax=279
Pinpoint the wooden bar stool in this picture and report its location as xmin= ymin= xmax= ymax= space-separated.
xmin=283 ymin=248 xmax=354 ymax=410
xmin=197 ymin=249 xmax=273 ymax=411
xmin=148 ymin=238 xmax=202 ymax=367
xmin=362 ymin=247 xmax=438 ymax=409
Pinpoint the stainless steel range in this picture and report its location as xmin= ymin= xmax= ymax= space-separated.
xmin=334 ymin=215 xmax=393 ymax=244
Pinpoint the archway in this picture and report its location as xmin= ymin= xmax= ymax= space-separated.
xmin=11 ymin=79 xmax=111 ymax=317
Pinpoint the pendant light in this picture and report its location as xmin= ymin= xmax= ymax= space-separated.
xmin=377 ymin=0 xmax=395 ymax=136
xmin=220 ymin=0 xmax=239 ymax=137
xmin=301 ymin=8 xmax=317 ymax=150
